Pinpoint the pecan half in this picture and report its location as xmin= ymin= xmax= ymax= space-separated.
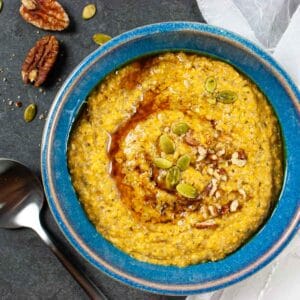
xmin=20 ymin=0 xmax=69 ymax=31
xmin=22 ymin=35 xmax=59 ymax=87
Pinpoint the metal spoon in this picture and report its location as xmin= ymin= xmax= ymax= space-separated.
xmin=0 ymin=158 xmax=107 ymax=300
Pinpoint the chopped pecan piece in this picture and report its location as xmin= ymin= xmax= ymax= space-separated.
xmin=207 ymin=148 xmax=215 ymax=154
xmin=22 ymin=35 xmax=59 ymax=87
xmin=208 ymin=205 xmax=218 ymax=217
xmin=216 ymin=148 xmax=225 ymax=157
xmin=20 ymin=0 xmax=69 ymax=31
xmin=194 ymin=219 xmax=218 ymax=229
xmin=203 ymin=178 xmax=218 ymax=197
xmin=196 ymin=145 xmax=207 ymax=161
xmin=212 ymin=168 xmax=227 ymax=181
xmin=210 ymin=119 xmax=217 ymax=128
xmin=218 ymin=168 xmax=227 ymax=175
xmin=208 ymin=154 xmax=218 ymax=161
xmin=215 ymin=203 xmax=222 ymax=211
xmin=230 ymin=199 xmax=239 ymax=212
xmin=184 ymin=131 xmax=199 ymax=146
xmin=238 ymin=149 xmax=247 ymax=160
xmin=199 ymin=205 xmax=209 ymax=219
xmin=238 ymin=188 xmax=247 ymax=199
xmin=231 ymin=151 xmax=247 ymax=167
xmin=221 ymin=204 xmax=230 ymax=215
xmin=220 ymin=174 xmax=228 ymax=182
xmin=215 ymin=190 xmax=221 ymax=199
xmin=207 ymin=166 xmax=214 ymax=176
xmin=208 ymin=178 xmax=218 ymax=197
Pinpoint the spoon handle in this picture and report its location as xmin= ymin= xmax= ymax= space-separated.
xmin=33 ymin=219 xmax=108 ymax=300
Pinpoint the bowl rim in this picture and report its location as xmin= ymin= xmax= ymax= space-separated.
xmin=41 ymin=21 xmax=300 ymax=295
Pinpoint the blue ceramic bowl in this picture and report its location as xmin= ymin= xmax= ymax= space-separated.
xmin=41 ymin=22 xmax=300 ymax=295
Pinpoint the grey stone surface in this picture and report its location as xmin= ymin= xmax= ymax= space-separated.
xmin=0 ymin=0 xmax=204 ymax=299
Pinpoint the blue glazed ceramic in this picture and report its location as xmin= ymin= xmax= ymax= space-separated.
xmin=41 ymin=22 xmax=300 ymax=295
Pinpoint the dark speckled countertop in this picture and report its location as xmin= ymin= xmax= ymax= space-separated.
xmin=0 ymin=1 xmax=203 ymax=299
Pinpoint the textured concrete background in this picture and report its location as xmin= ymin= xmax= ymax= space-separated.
xmin=0 ymin=1 xmax=203 ymax=299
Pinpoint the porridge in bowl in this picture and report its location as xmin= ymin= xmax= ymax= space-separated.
xmin=67 ymin=52 xmax=283 ymax=267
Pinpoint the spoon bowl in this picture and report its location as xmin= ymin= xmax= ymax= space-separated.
xmin=0 ymin=158 xmax=106 ymax=300
xmin=0 ymin=158 xmax=44 ymax=229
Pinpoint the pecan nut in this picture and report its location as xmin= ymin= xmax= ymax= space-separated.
xmin=229 ymin=199 xmax=239 ymax=212
xmin=220 ymin=204 xmax=230 ymax=215
xmin=194 ymin=219 xmax=218 ymax=229
xmin=20 ymin=0 xmax=69 ymax=31
xmin=22 ymin=35 xmax=59 ymax=87
xmin=231 ymin=151 xmax=247 ymax=167
xmin=184 ymin=131 xmax=199 ymax=146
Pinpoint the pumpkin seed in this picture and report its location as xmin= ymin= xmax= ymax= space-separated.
xmin=176 ymin=154 xmax=191 ymax=171
xmin=172 ymin=122 xmax=189 ymax=136
xmin=82 ymin=4 xmax=96 ymax=20
xmin=176 ymin=183 xmax=198 ymax=199
xmin=24 ymin=103 xmax=37 ymax=122
xmin=153 ymin=158 xmax=173 ymax=169
xmin=205 ymin=76 xmax=217 ymax=93
xmin=216 ymin=90 xmax=237 ymax=104
xmin=159 ymin=134 xmax=175 ymax=154
xmin=0 ymin=0 xmax=3 ymax=13
xmin=166 ymin=166 xmax=181 ymax=189
xmin=92 ymin=33 xmax=112 ymax=46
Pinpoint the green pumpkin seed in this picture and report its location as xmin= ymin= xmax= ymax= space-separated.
xmin=216 ymin=90 xmax=237 ymax=104
xmin=82 ymin=4 xmax=96 ymax=20
xmin=159 ymin=134 xmax=175 ymax=154
xmin=172 ymin=122 xmax=190 ymax=136
xmin=0 ymin=0 xmax=3 ymax=13
xmin=166 ymin=166 xmax=181 ymax=189
xmin=93 ymin=33 xmax=112 ymax=46
xmin=176 ymin=154 xmax=191 ymax=171
xmin=205 ymin=76 xmax=217 ymax=93
xmin=24 ymin=104 xmax=37 ymax=123
xmin=153 ymin=158 xmax=173 ymax=169
xmin=176 ymin=182 xmax=198 ymax=199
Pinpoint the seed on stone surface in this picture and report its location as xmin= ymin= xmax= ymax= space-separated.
xmin=82 ymin=4 xmax=96 ymax=20
xmin=24 ymin=103 xmax=37 ymax=122
xmin=92 ymin=33 xmax=112 ymax=46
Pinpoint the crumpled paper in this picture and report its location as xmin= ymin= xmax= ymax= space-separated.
xmin=196 ymin=0 xmax=300 ymax=87
xmin=187 ymin=1 xmax=300 ymax=299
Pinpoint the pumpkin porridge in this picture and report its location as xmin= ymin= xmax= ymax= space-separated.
xmin=67 ymin=52 xmax=283 ymax=267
